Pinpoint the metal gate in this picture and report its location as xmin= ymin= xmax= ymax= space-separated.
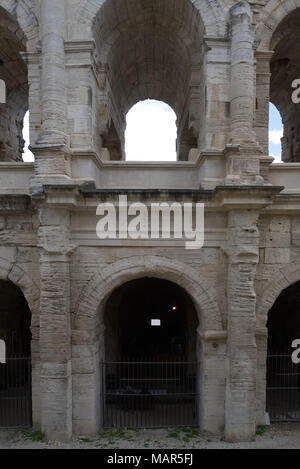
xmin=102 ymin=361 xmax=199 ymax=428
xmin=0 ymin=357 xmax=32 ymax=427
xmin=266 ymin=353 xmax=300 ymax=421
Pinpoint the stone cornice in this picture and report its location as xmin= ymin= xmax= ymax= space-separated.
xmin=215 ymin=185 xmax=284 ymax=209
xmin=64 ymin=40 xmax=95 ymax=53
xmin=0 ymin=194 xmax=32 ymax=212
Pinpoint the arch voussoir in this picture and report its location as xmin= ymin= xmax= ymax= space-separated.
xmin=256 ymin=265 xmax=300 ymax=329
xmin=76 ymin=255 xmax=223 ymax=336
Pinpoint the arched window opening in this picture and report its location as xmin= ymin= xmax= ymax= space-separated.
xmin=125 ymin=100 xmax=177 ymax=162
xmin=0 ymin=7 xmax=29 ymax=162
xmin=22 ymin=111 xmax=35 ymax=162
xmin=94 ymin=0 xmax=205 ymax=162
xmin=270 ymin=8 xmax=300 ymax=162
xmin=269 ymin=103 xmax=283 ymax=163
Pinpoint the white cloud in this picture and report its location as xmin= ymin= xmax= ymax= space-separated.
xmin=22 ymin=111 xmax=34 ymax=162
xmin=269 ymin=129 xmax=283 ymax=145
xmin=125 ymin=100 xmax=177 ymax=161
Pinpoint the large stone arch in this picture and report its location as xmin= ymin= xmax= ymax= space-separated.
xmin=256 ymin=264 xmax=300 ymax=329
xmin=0 ymin=252 xmax=40 ymax=426
xmin=255 ymin=0 xmax=300 ymax=50
xmin=255 ymin=264 xmax=300 ymax=425
xmin=75 ymin=255 xmax=224 ymax=334
xmin=0 ymin=254 xmax=39 ymax=320
xmin=0 ymin=0 xmax=39 ymax=49
xmin=72 ymin=255 xmax=225 ymax=435
xmin=74 ymin=0 xmax=227 ymax=37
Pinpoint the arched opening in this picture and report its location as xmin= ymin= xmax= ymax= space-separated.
xmin=0 ymin=7 xmax=29 ymax=162
xmin=102 ymin=278 xmax=200 ymax=428
xmin=0 ymin=280 xmax=32 ymax=427
xmin=94 ymin=0 xmax=205 ymax=161
xmin=125 ymin=100 xmax=177 ymax=162
xmin=269 ymin=103 xmax=283 ymax=163
xmin=266 ymin=281 xmax=300 ymax=422
xmin=269 ymin=8 xmax=300 ymax=162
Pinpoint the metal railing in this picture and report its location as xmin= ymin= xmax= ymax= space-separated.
xmin=102 ymin=360 xmax=199 ymax=428
xmin=266 ymin=352 xmax=300 ymax=422
xmin=0 ymin=356 xmax=32 ymax=428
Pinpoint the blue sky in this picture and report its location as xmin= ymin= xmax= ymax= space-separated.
xmin=269 ymin=103 xmax=283 ymax=163
xmin=23 ymin=101 xmax=284 ymax=163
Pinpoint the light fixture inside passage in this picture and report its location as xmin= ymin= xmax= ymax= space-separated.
xmin=125 ymin=99 xmax=177 ymax=162
xmin=172 ymin=306 xmax=178 ymax=311
xmin=151 ymin=319 xmax=161 ymax=327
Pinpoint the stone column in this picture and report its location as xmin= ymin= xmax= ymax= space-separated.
xmin=204 ymin=37 xmax=231 ymax=151
xmin=225 ymin=2 xmax=263 ymax=185
xmin=31 ymin=0 xmax=71 ymax=183
xmin=225 ymin=209 xmax=260 ymax=442
xmin=229 ymin=1 xmax=256 ymax=144
xmin=198 ymin=330 xmax=227 ymax=434
xmin=255 ymin=327 xmax=269 ymax=425
xmin=39 ymin=0 xmax=66 ymax=145
xmin=255 ymin=51 xmax=274 ymax=155
xmin=38 ymin=207 xmax=75 ymax=441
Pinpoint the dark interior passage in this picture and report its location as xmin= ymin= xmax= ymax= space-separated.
xmin=0 ymin=280 xmax=32 ymax=427
xmin=0 ymin=280 xmax=31 ymax=357
xmin=267 ymin=281 xmax=300 ymax=352
xmin=105 ymin=278 xmax=198 ymax=361
xmin=266 ymin=281 xmax=300 ymax=422
xmin=103 ymin=278 xmax=199 ymax=428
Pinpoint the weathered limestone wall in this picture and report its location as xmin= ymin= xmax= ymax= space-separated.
xmin=38 ymin=207 xmax=73 ymax=441
xmin=255 ymin=213 xmax=300 ymax=424
xmin=1 ymin=0 xmax=300 ymax=445
xmin=225 ymin=209 xmax=260 ymax=442
xmin=0 ymin=198 xmax=40 ymax=425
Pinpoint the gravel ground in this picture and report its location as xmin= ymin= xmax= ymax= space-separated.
xmin=0 ymin=423 xmax=299 ymax=449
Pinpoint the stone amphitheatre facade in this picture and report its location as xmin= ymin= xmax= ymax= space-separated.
xmin=0 ymin=0 xmax=300 ymax=443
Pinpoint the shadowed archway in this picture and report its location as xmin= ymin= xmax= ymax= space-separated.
xmin=266 ymin=281 xmax=300 ymax=422
xmin=103 ymin=277 xmax=199 ymax=428
xmin=0 ymin=280 xmax=32 ymax=427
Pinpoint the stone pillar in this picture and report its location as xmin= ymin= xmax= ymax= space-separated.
xmin=225 ymin=209 xmax=260 ymax=442
xmin=31 ymin=0 xmax=71 ymax=184
xmin=38 ymin=207 xmax=74 ymax=441
xmin=72 ymin=319 xmax=105 ymax=435
xmin=255 ymin=327 xmax=269 ymax=425
xmin=255 ymin=51 xmax=274 ymax=155
xmin=204 ymin=37 xmax=231 ymax=151
xmin=229 ymin=1 xmax=256 ymax=144
xmin=198 ymin=330 xmax=227 ymax=434
xmin=39 ymin=0 xmax=66 ymax=145
xmin=225 ymin=2 xmax=263 ymax=185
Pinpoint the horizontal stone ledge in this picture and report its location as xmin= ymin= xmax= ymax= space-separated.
xmin=0 ymin=195 xmax=32 ymax=212
xmin=198 ymin=330 xmax=227 ymax=342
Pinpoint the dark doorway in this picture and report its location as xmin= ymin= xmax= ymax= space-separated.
xmin=105 ymin=278 xmax=198 ymax=362
xmin=103 ymin=278 xmax=199 ymax=428
xmin=0 ymin=280 xmax=32 ymax=427
xmin=266 ymin=281 xmax=300 ymax=421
